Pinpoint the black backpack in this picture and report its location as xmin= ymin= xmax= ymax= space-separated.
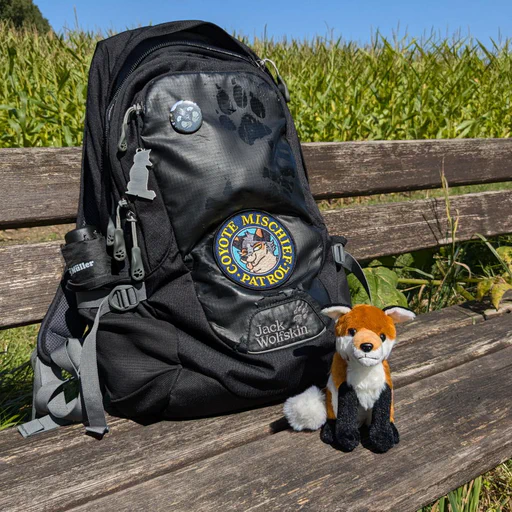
xmin=19 ymin=21 xmax=369 ymax=438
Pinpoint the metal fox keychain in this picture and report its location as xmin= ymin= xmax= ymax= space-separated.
xmin=125 ymin=148 xmax=156 ymax=200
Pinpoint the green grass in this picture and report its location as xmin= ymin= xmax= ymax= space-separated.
xmin=0 ymin=23 xmax=511 ymax=510
xmin=0 ymin=325 xmax=37 ymax=430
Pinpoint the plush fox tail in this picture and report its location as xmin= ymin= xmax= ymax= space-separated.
xmin=283 ymin=385 xmax=327 ymax=431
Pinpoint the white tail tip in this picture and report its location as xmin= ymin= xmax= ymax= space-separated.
xmin=283 ymin=385 xmax=327 ymax=431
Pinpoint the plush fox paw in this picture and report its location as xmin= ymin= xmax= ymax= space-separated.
xmin=391 ymin=422 xmax=400 ymax=444
xmin=321 ymin=420 xmax=361 ymax=452
xmin=320 ymin=420 xmax=335 ymax=445
xmin=334 ymin=423 xmax=360 ymax=452
xmin=368 ymin=422 xmax=398 ymax=453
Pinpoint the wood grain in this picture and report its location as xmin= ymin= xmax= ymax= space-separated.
xmin=304 ymin=138 xmax=512 ymax=198
xmin=325 ymin=189 xmax=512 ymax=261
xmin=2 ymin=190 xmax=512 ymax=329
xmin=1 ymin=139 xmax=512 ymax=228
xmin=0 ymin=241 xmax=63 ymax=328
xmin=70 ymin=347 xmax=512 ymax=512
xmin=0 ymin=301 xmax=484 ymax=455
xmin=1 ymin=313 xmax=510 ymax=512
xmin=0 ymin=147 xmax=81 ymax=228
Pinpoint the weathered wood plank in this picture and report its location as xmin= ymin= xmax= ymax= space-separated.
xmin=391 ymin=312 xmax=512 ymax=388
xmin=2 ymin=189 xmax=512 ymax=329
xmin=0 ymin=301 xmax=484 ymax=455
xmin=1 ymin=139 xmax=512 ymax=228
xmin=325 ymin=189 xmax=512 ymax=261
xmin=305 ymin=138 xmax=512 ymax=199
xmin=0 ymin=147 xmax=81 ymax=228
xmin=1 ymin=313 xmax=510 ymax=512
xmin=71 ymin=347 xmax=512 ymax=512
xmin=0 ymin=242 xmax=63 ymax=328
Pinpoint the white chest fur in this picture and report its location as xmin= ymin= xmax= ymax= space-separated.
xmin=327 ymin=362 xmax=387 ymax=426
xmin=347 ymin=363 xmax=386 ymax=410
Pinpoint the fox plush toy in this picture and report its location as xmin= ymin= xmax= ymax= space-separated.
xmin=284 ymin=304 xmax=416 ymax=453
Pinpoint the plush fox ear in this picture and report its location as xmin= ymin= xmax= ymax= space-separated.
xmin=383 ymin=306 xmax=416 ymax=323
xmin=321 ymin=304 xmax=352 ymax=320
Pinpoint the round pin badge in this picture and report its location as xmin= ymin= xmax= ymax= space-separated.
xmin=214 ymin=211 xmax=296 ymax=290
xmin=170 ymin=100 xmax=202 ymax=134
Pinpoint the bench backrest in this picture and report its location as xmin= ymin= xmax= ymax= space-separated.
xmin=1 ymin=138 xmax=511 ymax=329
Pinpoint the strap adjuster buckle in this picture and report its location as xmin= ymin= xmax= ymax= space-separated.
xmin=332 ymin=243 xmax=346 ymax=265
xmin=108 ymin=285 xmax=140 ymax=312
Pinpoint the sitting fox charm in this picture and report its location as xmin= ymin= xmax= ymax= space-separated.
xmin=125 ymin=148 xmax=156 ymax=200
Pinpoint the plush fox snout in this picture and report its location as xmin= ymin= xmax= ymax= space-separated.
xmin=353 ymin=328 xmax=382 ymax=351
xmin=346 ymin=328 xmax=391 ymax=366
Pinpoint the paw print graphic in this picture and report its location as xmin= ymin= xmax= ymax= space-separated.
xmin=293 ymin=302 xmax=309 ymax=325
xmin=216 ymin=79 xmax=272 ymax=145
xmin=170 ymin=100 xmax=202 ymax=134
xmin=132 ymin=267 xmax=144 ymax=280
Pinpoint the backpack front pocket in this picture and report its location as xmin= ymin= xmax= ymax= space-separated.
xmin=189 ymin=210 xmax=328 ymax=352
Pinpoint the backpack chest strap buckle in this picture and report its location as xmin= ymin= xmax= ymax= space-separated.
xmin=108 ymin=284 xmax=146 ymax=312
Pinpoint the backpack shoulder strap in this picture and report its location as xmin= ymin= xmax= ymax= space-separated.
xmin=331 ymin=237 xmax=372 ymax=304
xmin=18 ymin=283 xmax=147 ymax=438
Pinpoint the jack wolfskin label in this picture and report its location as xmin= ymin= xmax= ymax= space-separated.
xmin=247 ymin=299 xmax=325 ymax=353
xmin=214 ymin=211 xmax=296 ymax=290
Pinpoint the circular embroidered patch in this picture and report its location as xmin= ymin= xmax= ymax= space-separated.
xmin=170 ymin=100 xmax=202 ymax=134
xmin=214 ymin=211 xmax=296 ymax=290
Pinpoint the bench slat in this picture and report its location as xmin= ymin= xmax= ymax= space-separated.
xmin=1 ymin=139 xmax=512 ymax=228
xmin=68 ymin=346 xmax=512 ymax=512
xmin=2 ymin=189 xmax=512 ymax=330
xmin=325 ymin=189 xmax=512 ymax=261
xmin=0 ymin=241 xmax=63 ymax=328
xmin=0 ymin=300 xmax=487 ymax=455
xmin=0 ymin=311 xmax=509 ymax=511
xmin=307 ymin=138 xmax=512 ymax=198
xmin=0 ymin=147 xmax=81 ymax=228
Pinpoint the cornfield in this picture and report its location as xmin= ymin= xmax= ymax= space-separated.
xmin=0 ymin=23 xmax=511 ymax=147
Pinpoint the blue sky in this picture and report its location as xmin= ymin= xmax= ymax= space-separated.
xmin=37 ymin=1 xmax=511 ymax=44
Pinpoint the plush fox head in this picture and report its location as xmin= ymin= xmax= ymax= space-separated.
xmin=322 ymin=304 xmax=416 ymax=367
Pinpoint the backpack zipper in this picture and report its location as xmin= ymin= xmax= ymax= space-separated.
xmin=118 ymin=103 xmax=143 ymax=153
xmin=114 ymin=58 xmax=290 ymax=153
xmin=257 ymin=58 xmax=290 ymax=103
xmin=109 ymin=41 xmax=262 ymax=114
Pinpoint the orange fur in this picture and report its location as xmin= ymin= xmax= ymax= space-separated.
xmin=326 ymin=352 xmax=346 ymax=420
xmin=335 ymin=304 xmax=396 ymax=340
xmin=330 ymin=352 xmax=347 ymax=389
xmin=326 ymin=389 xmax=335 ymax=420
xmin=383 ymin=360 xmax=394 ymax=423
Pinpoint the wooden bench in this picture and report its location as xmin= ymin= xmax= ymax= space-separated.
xmin=1 ymin=139 xmax=511 ymax=511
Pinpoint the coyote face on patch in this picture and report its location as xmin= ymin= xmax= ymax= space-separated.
xmin=233 ymin=228 xmax=278 ymax=274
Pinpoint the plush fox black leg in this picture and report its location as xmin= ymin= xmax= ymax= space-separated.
xmin=368 ymin=384 xmax=398 ymax=453
xmin=333 ymin=382 xmax=360 ymax=452
xmin=320 ymin=420 xmax=335 ymax=445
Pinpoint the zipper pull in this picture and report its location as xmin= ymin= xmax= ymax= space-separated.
xmin=258 ymin=58 xmax=290 ymax=103
xmin=118 ymin=103 xmax=143 ymax=153
xmin=106 ymin=203 xmax=116 ymax=246
xmin=113 ymin=199 xmax=127 ymax=261
xmin=106 ymin=217 xmax=116 ymax=246
xmin=126 ymin=211 xmax=145 ymax=281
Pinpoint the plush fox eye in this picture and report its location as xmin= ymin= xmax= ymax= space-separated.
xmin=348 ymin=328 xmax=356 ymax=336
xmin=380 ymin=333 xmax=386 ymax=341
